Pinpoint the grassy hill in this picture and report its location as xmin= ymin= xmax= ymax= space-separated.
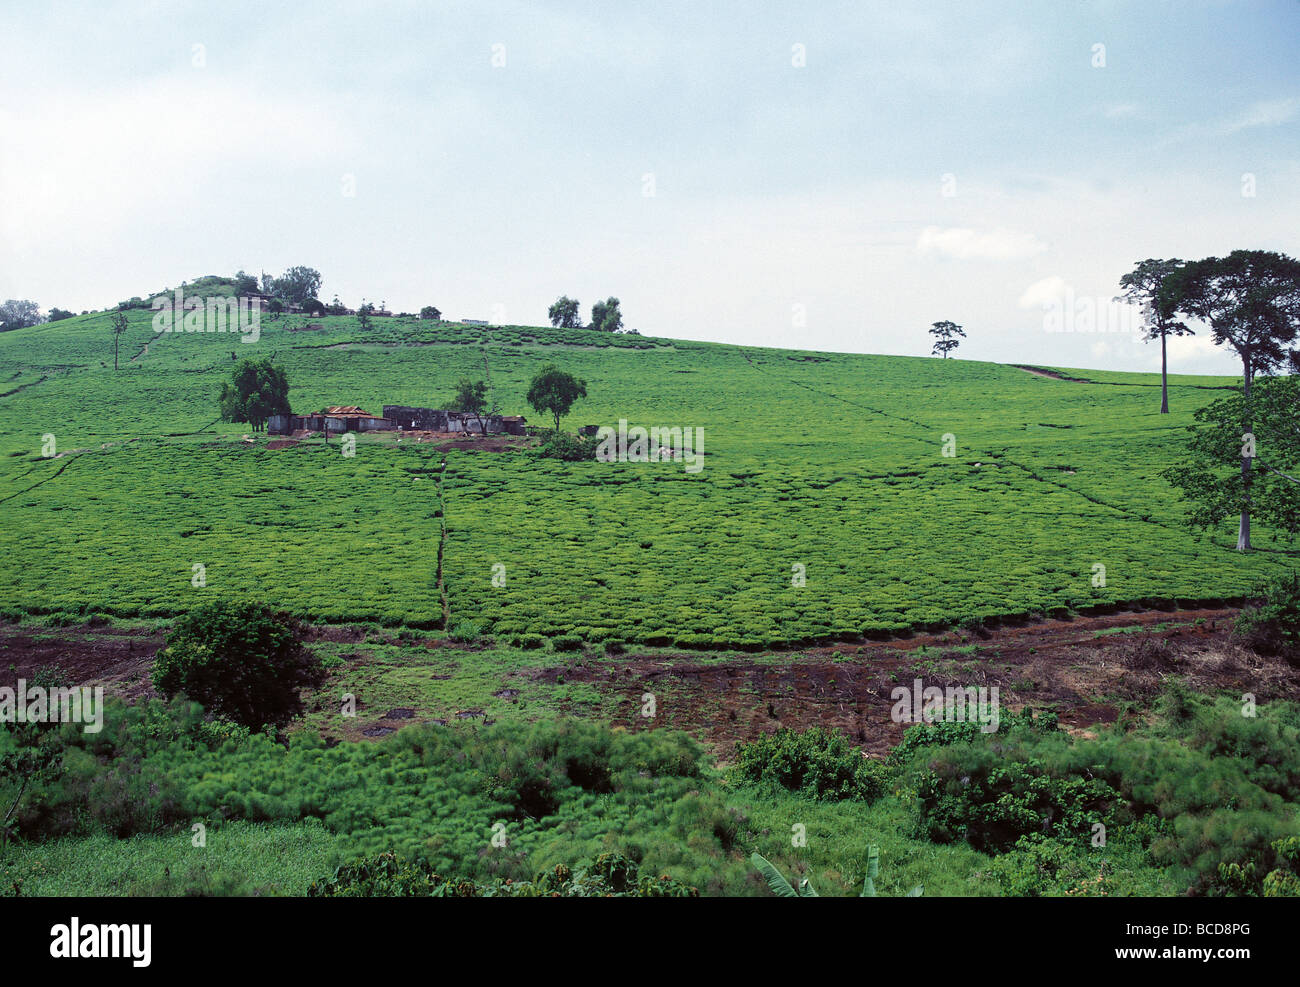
xmin=0 ymin=306 xmax=1290 ymax=644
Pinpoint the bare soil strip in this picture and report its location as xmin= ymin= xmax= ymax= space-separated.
xmin=5 ymin=607 xmax=1294 ymax=757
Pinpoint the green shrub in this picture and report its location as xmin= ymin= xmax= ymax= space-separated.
xmin=152 ymin=601 xmax=324 ymax=730
xmin=532 ymin=432 xmax=599 ymax=462
xmin=446 ymin=619 xmax=482 ymax=644
xmin=1234 ymin=571 xmax=1300 ymax=662
xmin=732 ymin=727 xmax=887 ymax=802
xmin=552 ymin=634 xmax=583 ymax=652
xmin=915 ymin=751 xmax=1120 ymax=853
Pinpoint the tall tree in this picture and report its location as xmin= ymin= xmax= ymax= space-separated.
xmin=590 ymin=297 xmax=623 ymax=333
xmin=1116 ymin=258 xmax=1192 ymax=413
xmin=1165 ymin=249 xmax=1300 ymax=550
xmin=218 ymin=358 xmax=290 ymax=432
xmin=110 ymin=311 xmax=128 ymax=370
xmin=0 ymin=299 xmax=44 ymax=333
xmin=271 ymin=266 xmax=323 ymax=305
xmin=548 ymin=296 xmax=581 ymax=328
xmin=928 ymin=320 xmax=965 ymax=358
xmin=527 ymin=364 xmax=587 ymax=433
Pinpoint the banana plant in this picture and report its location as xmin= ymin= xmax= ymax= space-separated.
xmin=751 ymin=845 xmax=923 ymax=898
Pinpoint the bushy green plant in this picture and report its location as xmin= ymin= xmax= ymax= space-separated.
xmin=533 ymin=431 xmax=599 ymax=461
xmin=152 ymin=601 xmax=324 ymax=730
xmin=733 ymin=727 xmax=888 ymax=802
xmin=446 ymin=619 xmax=482 ymax=644
xmin=1234 ymin=570 xmax=1300 ymax=662
xmin=915 ymin=751 xmax=1120 ymax=853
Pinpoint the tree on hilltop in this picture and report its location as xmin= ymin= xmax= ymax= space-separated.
xmin=590 ymin=297 xmax=623 ymax=333
xmin=0 ymin=299 xmax=44 ymax=333
xmin=549 ymin=296 xmax=582 ymax=329
xmin=928 ymin=320 xmax=965 ymax=358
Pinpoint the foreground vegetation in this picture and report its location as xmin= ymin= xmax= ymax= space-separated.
xmin=3 ymin=679 xmax=1298 ymax=897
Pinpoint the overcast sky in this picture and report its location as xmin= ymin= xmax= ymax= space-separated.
xmin=2 ymin=1 xmax=1297 ymax=373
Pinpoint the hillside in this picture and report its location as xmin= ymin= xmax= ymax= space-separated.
xmin=0 ymin=307 xmax=1289 ymax=647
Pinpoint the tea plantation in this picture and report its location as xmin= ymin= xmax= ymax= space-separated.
xmin=0 ymin=308 xmax=1289 ymax=644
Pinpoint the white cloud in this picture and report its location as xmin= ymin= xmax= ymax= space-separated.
xmin=916 ymin=226 xmax=1048 ymax=261
xmin=1017 ymin=276 xmax=1069 ymax=308
xmin=1224 ymin=97 xmax=1300 ymax=134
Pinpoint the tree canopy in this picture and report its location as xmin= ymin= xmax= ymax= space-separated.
xmin=448 ymin=378 xmax=491 ymax=432
xmin=0 ymin=299 xmax=44 ymax=333
xmin=1117 ymin=258 xmax=1192 ymax=413
xmin=1164 ymin=376 xmax=1300 ymax=545
xmin=218 ymin=358 xmax=290 ymax=432
xmin=590 ymin=297 xmax=623 ymax=333
xmin=271 ymin=266 xmax=323 ymax=305
xmin=527 ymin=364 xmax=587 ymax=432
xmin=928 ymin=320 xmax=965 ymax=358
xmin=548 ymin=296 xmax=581 ymax=329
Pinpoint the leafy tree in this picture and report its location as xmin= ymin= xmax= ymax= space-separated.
xmin=358 ymin=300 xmax=374 ymax=332
xmin=420 ymin=305 xmax=441 ymax=321
xmin=590 ymin=297 xmax=623 ymax=333
xmin=302 ymin=298 xmax=325 ymax=316
xmin=928 ymin=320 xmax=965 ymax=358
xmin=527 ymin=363 xmax=587 ymax=433
xmin=233 ymin=270 xmax=259 ymax=295
xmin=1165 ymin=250 xmax=1300 ymax=549
xmin=271 ymin=266 xmax=323 ymax=305
xmin=47 ymin=307 xmax=74 ymax=322
xmin=1163 ymin=375 xmax=1300 ymax=547
xmin=110 ymin=311 xmax=128 ymax=370
xmin=0 ymin=299 xmax=44 ymax=333
xmin=448 ymin=378 xmax=490 ymax=434
xmin=218 ymin=358 xmax=290 ymax=432
xmin=1116 ymin=258 xmax=1192 ymax=413
xmin=152 ymin=601 xmax=324 ymax=729
xmin=548 ymin=296 xmax=581 ymax=329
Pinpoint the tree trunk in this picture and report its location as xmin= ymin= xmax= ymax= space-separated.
xmin=1239 ymin=363 xmax=1253 ymax=551
xmin=1159 ymin=329 xmax=1169 ymax=414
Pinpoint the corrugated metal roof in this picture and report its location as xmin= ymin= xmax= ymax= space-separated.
xmin=321 ymin=406 xmax=374 ymax=416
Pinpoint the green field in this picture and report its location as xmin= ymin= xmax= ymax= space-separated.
xmin=0 ymin=307 xmax=1291 ymax=644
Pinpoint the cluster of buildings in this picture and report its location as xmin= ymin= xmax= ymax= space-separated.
xmin=267 ymin=405 xmax=527 ymax=437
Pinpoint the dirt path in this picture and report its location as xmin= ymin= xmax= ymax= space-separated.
xmin=1011 ymin=364 xmax=1090 ymax=382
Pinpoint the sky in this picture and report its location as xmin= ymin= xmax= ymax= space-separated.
xmin=1 ymin=0 xmax=1298 ymax=374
